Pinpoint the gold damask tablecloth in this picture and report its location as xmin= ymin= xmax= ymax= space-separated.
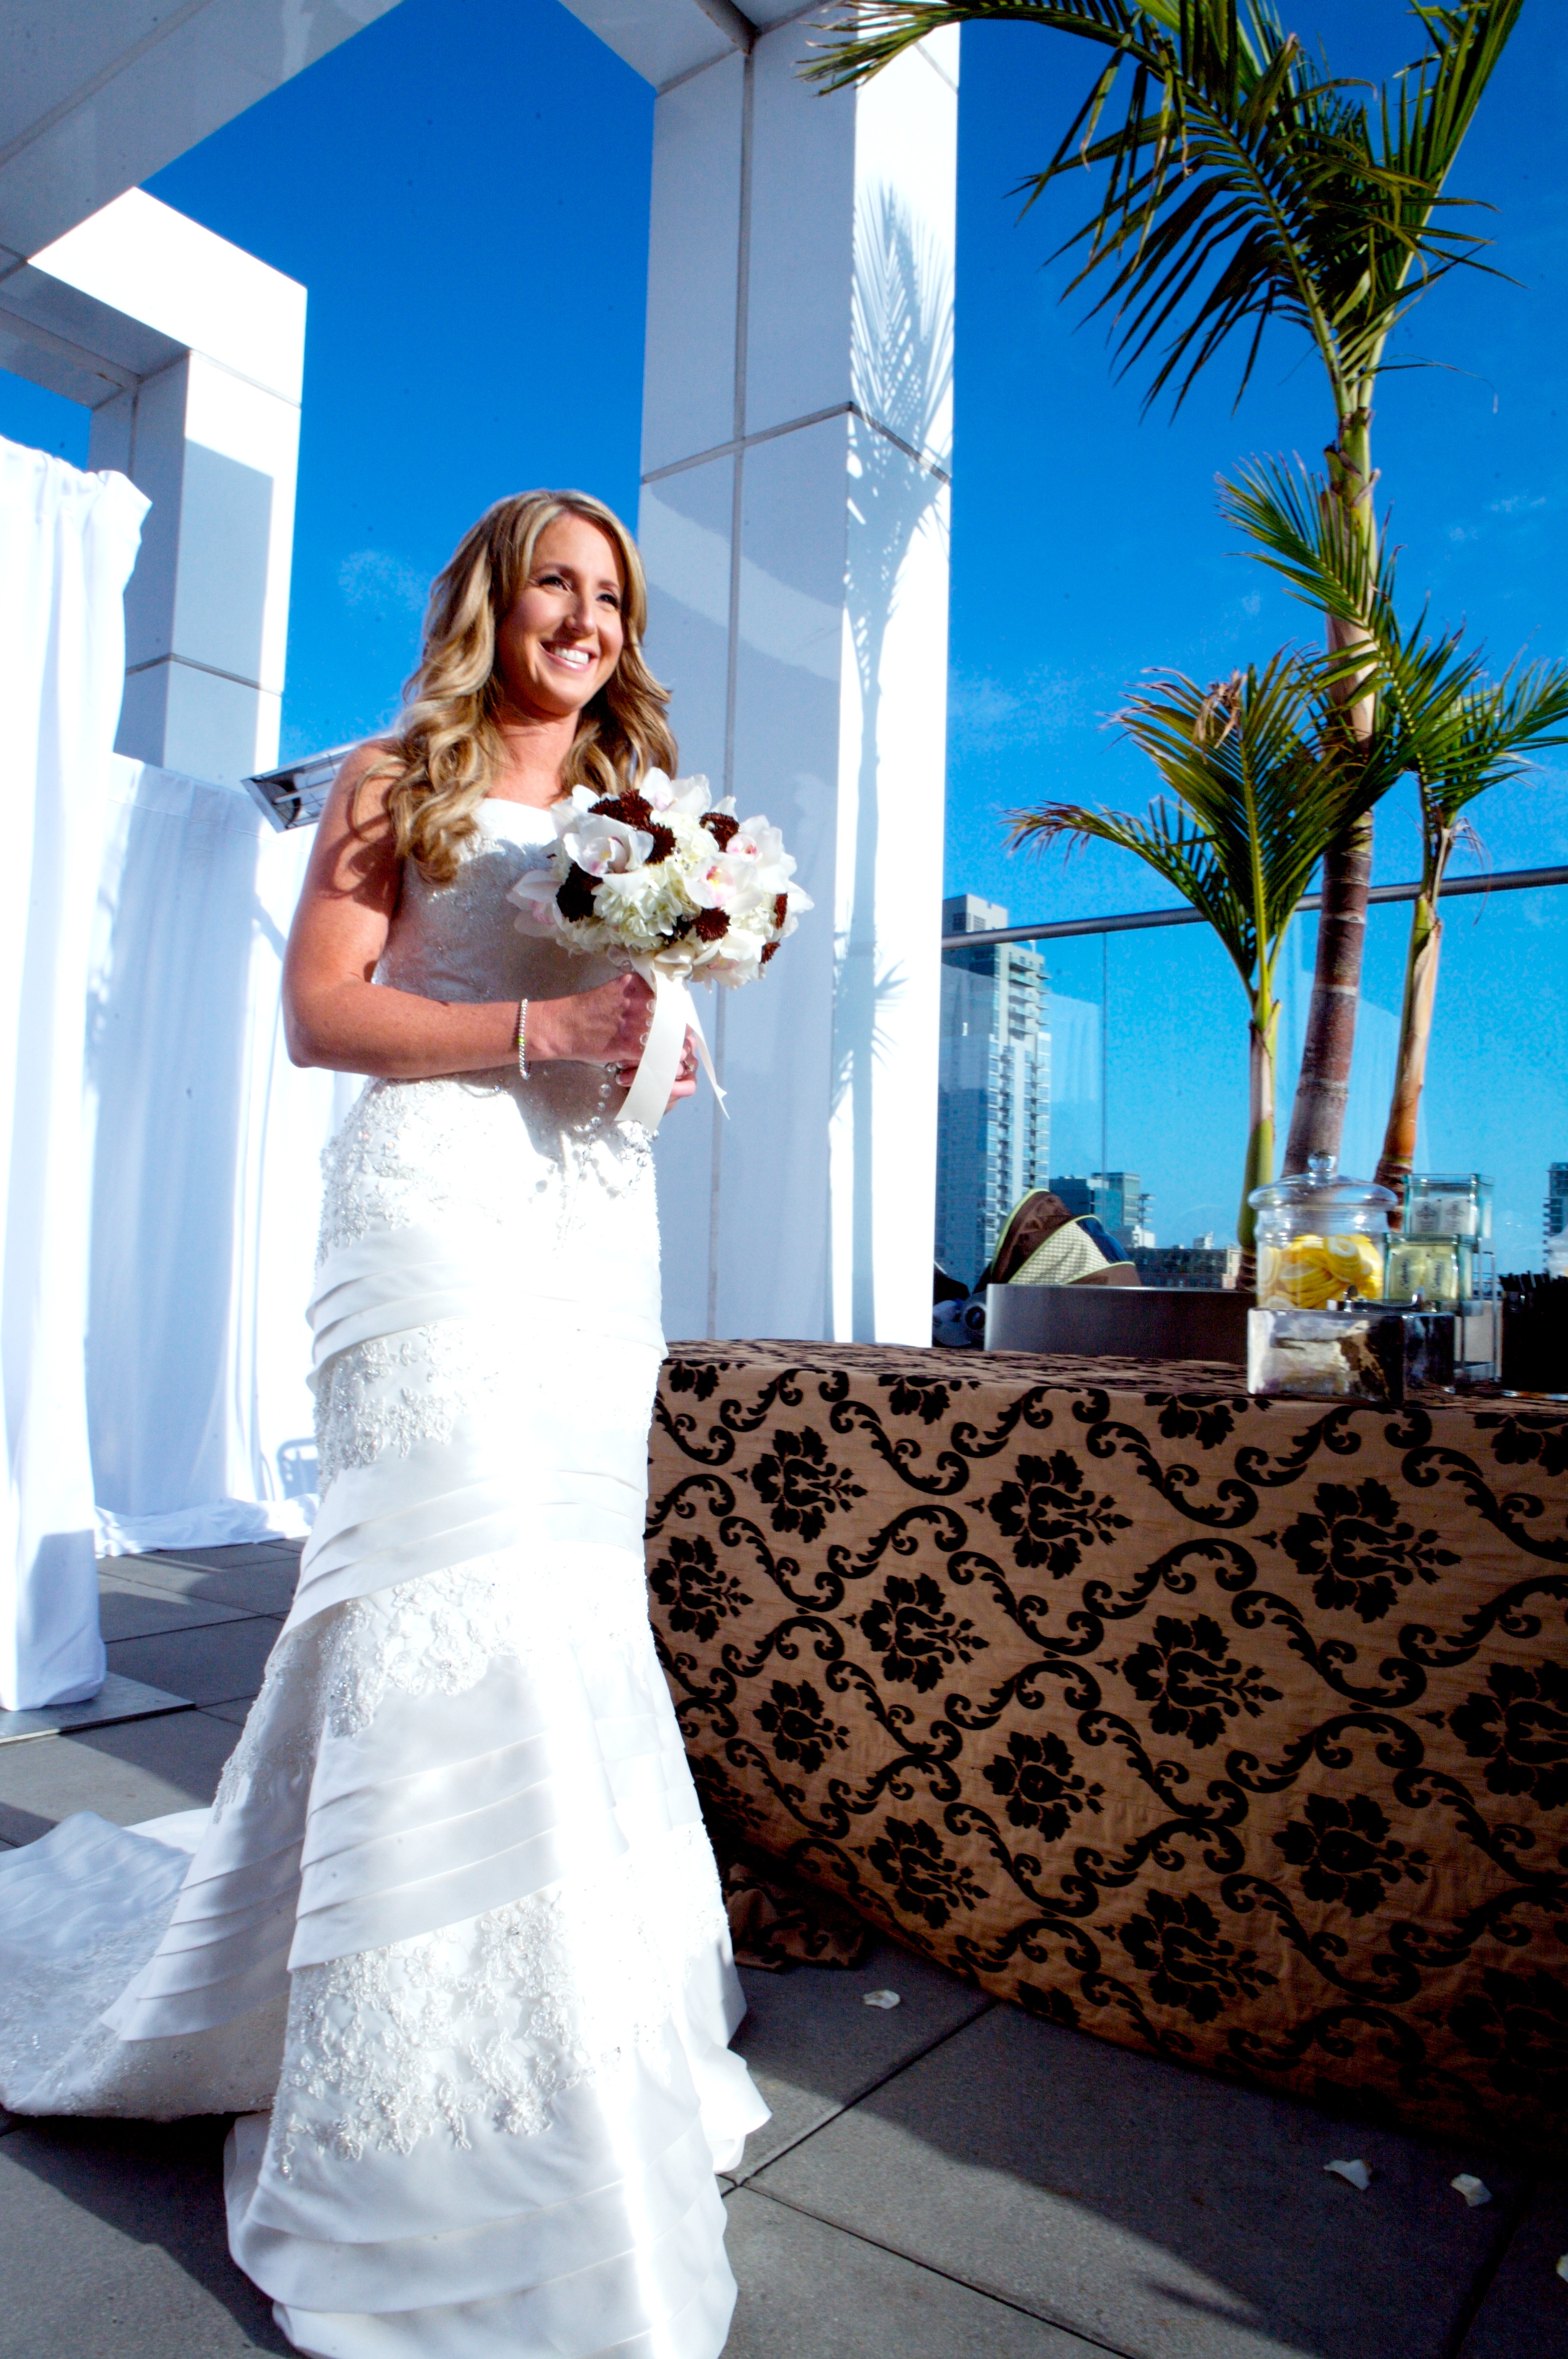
xmin=644 ymin=1340 xmax=1568 ymax=2151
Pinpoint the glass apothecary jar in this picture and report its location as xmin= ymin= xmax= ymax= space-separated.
xmin=1387 ymin=1172 xmax=1493 ymax=1306
xmin=1249 ymin=1153 xmax=1394 ymax=1310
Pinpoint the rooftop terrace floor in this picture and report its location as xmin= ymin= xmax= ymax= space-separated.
xmin=0 ymin=1544 xmax=1563 ymax=2359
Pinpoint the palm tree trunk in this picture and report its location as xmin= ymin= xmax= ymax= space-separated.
xmin=1374 ymin=889 xmax=1443 ymax=1210
xmin=1284 ymin=803 xmax=1374 ymax=1169
xmin=1284 ymin=403 xmax=1378 ymax=1174
xmin=1237 ymin=1003 xmax=1277 ymax=1289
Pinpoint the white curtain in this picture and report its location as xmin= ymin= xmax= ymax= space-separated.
xmin=0 ymin=437 xmax=147 ymax=1709
xmin=87 ymin=760 xmax=348 ymax=1557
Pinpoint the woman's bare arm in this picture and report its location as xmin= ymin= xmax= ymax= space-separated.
xmin=282 ymin=747 xmax=668 ymax=1081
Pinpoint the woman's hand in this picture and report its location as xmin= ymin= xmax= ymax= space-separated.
xmin=526 ymin=973 xmax=652 ymax=1068
xmin=533 ymin=989 xmax=698 ymax=1113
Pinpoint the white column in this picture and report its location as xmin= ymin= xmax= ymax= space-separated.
xmin=25 ymin=191 xmax=304 ymax=785
xmin=639 ymin=23 xmax=956 ymax=1346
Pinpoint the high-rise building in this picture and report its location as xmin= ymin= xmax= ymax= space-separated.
xmin=937 ymin=896 xmax=1051 ymax=1285
xmin=1547 ymin=1162 xmax=1568 ymax=1270
xmin=1049 ymin=1172 xmax=1153 ymax=1253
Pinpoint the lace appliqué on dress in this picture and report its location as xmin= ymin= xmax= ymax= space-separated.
xmin=269 ymin=1823 xmax=725 ymax=2175
xmin=316 ymin=1078 xmax=525 ymax=1259
xmin=317 ymin=1546 xmax=653 ymax=1743
xmin=313 ymin=1318 xmax=507 ymax=1492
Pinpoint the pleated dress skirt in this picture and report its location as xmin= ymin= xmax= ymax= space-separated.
xmin=0 ymin=1054 xmax=768 ymax=2358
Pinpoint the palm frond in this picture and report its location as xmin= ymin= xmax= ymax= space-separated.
xmin=1390 ymin=650 xmax=1568 ymax=828
xmin=807 ymin=1 xmax=1523 ymax=415
xmin=1218 ymin=455 xmax=1568 ymax=833
xmin=1009 ymin=649 xmax=1396 ymax=998
xmin=804 ymin=2 xmax=1152 ymax=96
xmin=1219 ymin=453 xmax=1390 ymax=627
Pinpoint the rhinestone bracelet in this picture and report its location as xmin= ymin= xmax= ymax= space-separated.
xmin=516 ymin=998 xmax=529 ymax=1081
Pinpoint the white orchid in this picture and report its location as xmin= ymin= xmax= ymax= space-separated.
xmin=560 ymin=808 xmax=652 ymax=878
xmin=641 ymin=768 xmax=715 ymax=823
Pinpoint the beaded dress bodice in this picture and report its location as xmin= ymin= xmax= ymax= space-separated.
xmin=374 ymin=797 xmax=617 ymax=1131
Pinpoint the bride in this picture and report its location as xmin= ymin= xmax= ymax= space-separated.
xmin=0 ymin=489 xmax=768 ymax=2355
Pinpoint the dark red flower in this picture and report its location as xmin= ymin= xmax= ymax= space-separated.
xmin=704 ymin=811 xmax=740 ymax=849
xmin=694 ymin=907 xmax=730 ymax=941
xmin=556 ymin=864 xmax=598 ymax=923
xmin=587 ymin=790 xmax=672 ymax=862
xmin=592 ymin=789 xmax=652 ymax=828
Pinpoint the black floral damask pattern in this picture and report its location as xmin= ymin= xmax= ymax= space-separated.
xmin=749 ymin=1426 xmax=866 ymax=1543
xmin=647 ymin=1535 xmax=751 ymax=1644
xmin=646 ymin=1341 xmax=1568 ymax=2152
xmin=1146 ymin=1392 xmax=1243 ymax=1449
xmin=755 ymin=1679 xmax=850 ymax=1776
xmin=1273 ymin=1793 xmax=1429 ymax=1917
xmin=1113 ymin=1613 xmax=1280 ymax=1748
xmin=855 ymin=1571 xmax=986 ymax=1693
xmin=1449 ymin=1661 xmax=1568 ymax=1809
xmin=1475 ymin=1412 xmax=1568 ymax=1481
xmin=864 ymin=1817 xmax=987 ymax=1930
xmin=1450 ymin=1967 xmax=1568 ymax=2103
xmin=1276 ymin=1478 xmax=1460 ymax=1622
xmin=1118 ymin=1891 xmax=1276 ymax=2024
xmin=986 ymin=1449 xmax=1131 ymax=1577
xmin=984 ymin=1731 xmax=1102 ymax=1838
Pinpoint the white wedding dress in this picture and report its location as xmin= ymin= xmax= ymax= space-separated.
xmin=0 ymin=798 xmax=767 ymax=2357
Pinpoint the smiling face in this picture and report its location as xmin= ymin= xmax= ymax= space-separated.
xmin=493 ymin=510 xmax=626 ymax=726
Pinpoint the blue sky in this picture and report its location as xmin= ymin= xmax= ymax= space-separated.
xmin=2 ymin=0 xmax=1563 ymax=1260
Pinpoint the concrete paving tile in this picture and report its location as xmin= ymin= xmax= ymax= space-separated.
xmin=98 ymin=1574 xmax=250 ymax=1641
xmin=722 ymin=2186 xmax=1107 ymax=2359
xmin=0 ymin=1708 xmax=237 ymax=1844
xmin=732 ymin=1941 xmax=991 ymax=2179
xmin=156 ymin=1542 xmax=303 ymax=1572
xmin=750 ymin=2003 xmax=1525 ymax=2359
xmin=201 ymin=1697 xmax=255 ymax=1729
xmin=0 ymin=1672 xmax=189 ymax=1747
xmin=1458 ymin=2176 xmax=1568 ymax=2359
xmin=0 ymin=2115 xmax=288 ymax=2356
xmin=112 ymin=1550 xmax=300 ymax=1617
xmin=105 ymin=1617 xmax=282 ymax=1707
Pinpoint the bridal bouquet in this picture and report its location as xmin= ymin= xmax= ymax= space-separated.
xmin=507 ymin=769 xmax=811 ymax=1132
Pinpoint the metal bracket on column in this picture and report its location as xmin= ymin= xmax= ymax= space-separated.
xmin=243 ymin=747 xmax=352 ymax=832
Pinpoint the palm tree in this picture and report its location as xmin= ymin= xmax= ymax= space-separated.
xmin=1223 ymin=454 xmax=1568 ymax=1206
xmin=808 ymin=0 xmax=1525 ymax=1165
xmin=1010 ymin=649 xmax=1397 ymax=1262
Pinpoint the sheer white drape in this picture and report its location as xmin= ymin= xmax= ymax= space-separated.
xmin=88 ymin=760 xmax=348 ymax=1557
xmin=0 ymin=437 xmax=147 ymax=1709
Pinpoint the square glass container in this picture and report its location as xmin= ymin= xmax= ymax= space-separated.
xmin=1249 ymin=1153 xmax=1395 ymax=1311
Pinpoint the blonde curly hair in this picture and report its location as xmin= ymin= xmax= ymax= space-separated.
xmin=362 ymin=490 xmax=676 ymax=885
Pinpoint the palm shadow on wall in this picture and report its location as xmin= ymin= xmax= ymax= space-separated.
xmin=833 ymin=185 xmax=952 ymax=1337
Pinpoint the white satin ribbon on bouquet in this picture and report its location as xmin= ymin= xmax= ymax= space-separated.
xmin=617 ymin=957 xmax=726 ymax=1135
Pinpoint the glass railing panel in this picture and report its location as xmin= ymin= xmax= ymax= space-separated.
xmin=937 ymin=881 xmax=1568 ymax=1297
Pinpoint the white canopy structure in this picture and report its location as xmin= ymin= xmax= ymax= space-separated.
xmin=0 ymin=0 xmax=957 ymax=1690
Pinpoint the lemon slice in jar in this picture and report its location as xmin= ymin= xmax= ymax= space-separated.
xmin=1322 ymin=1233 xmax=1383 ymax=1297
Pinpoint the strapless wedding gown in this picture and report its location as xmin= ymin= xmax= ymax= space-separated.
xmin=0 ymin=799 xmax=767 ymax=2357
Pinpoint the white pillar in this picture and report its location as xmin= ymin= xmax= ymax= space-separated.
xmin=23 ymin=191 xmax=304 ymax=785
xmin=638 ymin=24 xmax=956 ymax=1345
